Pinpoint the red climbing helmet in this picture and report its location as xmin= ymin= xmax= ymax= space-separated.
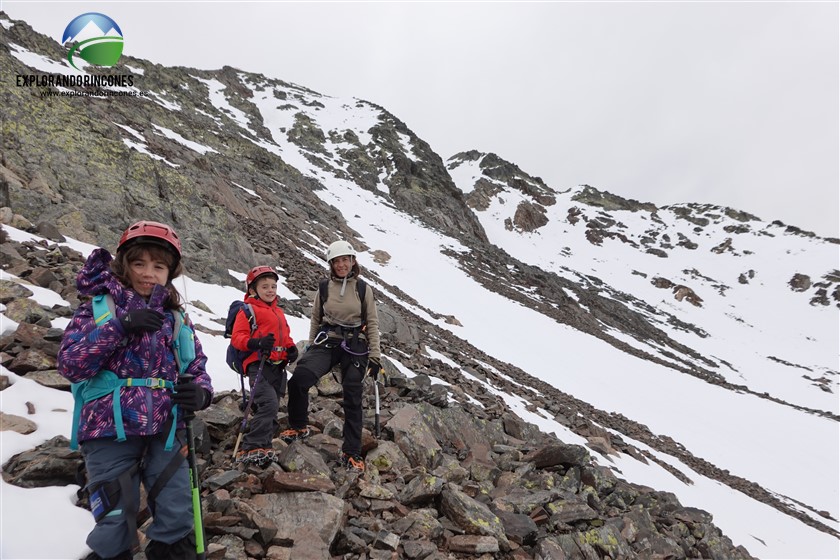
xmin=117 ymin=221 xmax=182 ymax=261
xmin=246 ymin=265 xmax=279 ymax=288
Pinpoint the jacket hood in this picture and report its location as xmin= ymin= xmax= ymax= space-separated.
xmin=76 ymin=248 xmax=121 ymax=297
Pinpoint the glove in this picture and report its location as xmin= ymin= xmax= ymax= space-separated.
xmin=285 ymin=345 xmax=299 ymax=364
xmin=367 ymin=357 xmax=382 ymax=379
xmin=172 ymin=382 xmax=210 ymax=412
xmin=247 ymin=334 xmax=275 ymax=353
xmin=118 ymin=309 xmax=165 ymax=334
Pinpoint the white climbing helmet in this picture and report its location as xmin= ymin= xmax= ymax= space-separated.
xmin=326 ymin=240 xmax=356 ymax=262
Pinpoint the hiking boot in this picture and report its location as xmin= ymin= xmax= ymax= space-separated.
xmin=83 ymin=552 xmax=132 ymax=560
xmin=279 ymin=426 xmax=310 ymax=443
xmin=236 ymin=448 xmax=274 ymax=467
xmin=340 ymin=452 xmax=365 ymax=472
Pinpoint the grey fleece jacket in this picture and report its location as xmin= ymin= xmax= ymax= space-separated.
xmin=308 ymin=273 xmax=381 ymax=360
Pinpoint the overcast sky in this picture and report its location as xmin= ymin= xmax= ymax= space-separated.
xmin=3 ymin=1 xmax=838 ymax=238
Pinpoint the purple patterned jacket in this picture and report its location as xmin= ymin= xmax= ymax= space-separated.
xmin=58 ymin=248 xmax=213 ymax=443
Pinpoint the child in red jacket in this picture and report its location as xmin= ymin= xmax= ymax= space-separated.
xmin=231 ymin=266 xmax=296 ymax=466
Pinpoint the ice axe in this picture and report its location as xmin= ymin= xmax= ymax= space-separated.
xmin=374 ymin=379 xmax=381 ymax=438
xmin=368 ymin=361 xmax=381 ymax=438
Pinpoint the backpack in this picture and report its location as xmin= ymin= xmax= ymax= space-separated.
xmin=318 ymin=277 xmax=366 ymax=324
xmin=70 ymin=294 xmax=196 ymax=451
xmin=224 ymin=300 xmax=256 ymax=375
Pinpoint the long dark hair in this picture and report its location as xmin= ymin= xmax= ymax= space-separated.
xmin=111 ymin=244 xmax=184 ymax=310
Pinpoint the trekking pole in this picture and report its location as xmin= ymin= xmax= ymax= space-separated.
xmin=238 ymin=370 xmax=247 ymax=411
xmin=177 ymin=374 xmax=206 ymax=560
xmin=232 ymin=352 xmax=268 ymax=460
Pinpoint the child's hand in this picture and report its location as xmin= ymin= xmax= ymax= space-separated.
xmin=119 ymin=309 xmax=165 ymax=333
xmin=172 ymin=382 xmax=210 ymax=411
xmin=247 ymin=334 xmax=276 ymax=352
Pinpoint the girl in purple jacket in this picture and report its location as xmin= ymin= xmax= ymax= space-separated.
xmin=58 ymin=221 xmax=213 ymax=560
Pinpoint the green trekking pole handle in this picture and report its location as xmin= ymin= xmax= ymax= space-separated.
xmin=178 ymin=374 xmax=206 ymax=559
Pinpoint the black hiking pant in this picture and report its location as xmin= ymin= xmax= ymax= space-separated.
xmin=241 ymin=361 xmax=286 ymax=451
xmin=287 ymin=336 xmax=368 ymax=456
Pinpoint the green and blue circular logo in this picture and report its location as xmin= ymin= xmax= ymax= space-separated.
xmin=62 ymin=13 xmax=124 ymax=71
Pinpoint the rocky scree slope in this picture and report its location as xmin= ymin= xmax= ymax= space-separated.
xmin=1 ymin=224 xmax=757 ymax=559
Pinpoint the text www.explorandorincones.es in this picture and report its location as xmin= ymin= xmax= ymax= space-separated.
xmin=38 ymin=89 xmax=149 ymax=98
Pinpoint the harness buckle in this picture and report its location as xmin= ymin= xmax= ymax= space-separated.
xmin=127 ymin=378 xmax=167 ymax=389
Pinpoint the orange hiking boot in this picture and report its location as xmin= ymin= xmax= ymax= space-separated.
xmin=236 ymin=448 xmax=274 ymax=467
xmin=279 ymin=426 xmax=310 ymax=443
xmin=340 ymin=452 xmax=365 ymax=472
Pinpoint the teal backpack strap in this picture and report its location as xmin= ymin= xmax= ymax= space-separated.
xmin=171 ymin=311 xmax=184 ymax=375
xmin=92 ymin=294 xmax=115 ymax=326
xmin=70 ymin=371 xmax=139 ymax=450
xmin=167 ymin=312 xmax=182 ymax=452
xmin=71 ymin=296 xmax=117 ymax=450
xmin=70 ymin=374 xmax=175 ymax=450
xmin=94 ymin=296 xmax=128 ymax=444
xmin=74 ymin=296 xmax=194 ymax=451
xmin=170 ymin=309 xmax=197 ymax=375
xmin=70 ymin=382 xmax=86 ymax=450
xmin=165 ymin=406 xmax=178 ymax=451
xmin=167 ymin=309 xmax=197 ymax=451
xmin=111 ymin=381 xmax=127 ymax=443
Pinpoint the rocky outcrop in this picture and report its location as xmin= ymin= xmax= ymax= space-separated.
xmin=572 ymin=185 xmax=657 ymax=213
xmin=509 ymin=201 xmax=548 ymax=233
xmin=450 ymin=152 xmax=556 ymax=234
xmin=1 ymin=18 xmax=486 ymax=288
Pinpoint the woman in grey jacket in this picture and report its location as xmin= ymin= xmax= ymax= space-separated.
xmin=281 ymin=240 xmax=381 ymax=472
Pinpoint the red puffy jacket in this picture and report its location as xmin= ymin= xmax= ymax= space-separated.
xmin=231 ymin=296 xmax=294 ymax=371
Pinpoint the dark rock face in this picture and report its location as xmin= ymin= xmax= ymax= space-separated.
xmin=572 ymin=185 xmax=657 ymax=213
xmin=512 ymin=201 xmax=549 ymax=232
